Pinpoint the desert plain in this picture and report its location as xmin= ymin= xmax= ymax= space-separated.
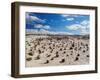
xmin=25 ymin=34 xmax=89 ymax=67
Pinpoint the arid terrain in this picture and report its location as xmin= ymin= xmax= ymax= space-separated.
xmin=25 ymin=34 xmax=89 ymax=67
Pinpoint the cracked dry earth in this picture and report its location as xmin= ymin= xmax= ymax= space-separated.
xmin=25 ymin=35 xmax=89 ymax=67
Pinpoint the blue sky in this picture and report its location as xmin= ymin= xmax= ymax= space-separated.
xmin=26 ymin=12 xmax=90 ymax=35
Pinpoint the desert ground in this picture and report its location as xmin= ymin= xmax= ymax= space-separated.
xmin=25 ymin=34 xmax=89 ymax=67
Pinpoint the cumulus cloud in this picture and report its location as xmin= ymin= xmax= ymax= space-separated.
xmin=66 ymin=20 xmax=90 ymax=35
xmin=26 ymin=13 xmax=45 ymax=23
xmin=43 ymin=25 xmax=50 ymax=29
xmin=61 ymin=14 xmax=75 ymax=21
xmin=40 ymin=29 xmax=50 ymax=33
xmin=34 ymin=24 xmax=50 ymax=30
xmin=66 ymin=18 xmax=74 ymax=21
xmin=61 ymin=14 xmax=70 ymax=17
xmin=56 ymin=32 xmax=74 ymax=35
xmin=61 ymin=14 xmax=79 ymax=18
xmin=81 ymin=29 xmax=89 ymax=34
xmin=66 ymin=24 xmax=80 ymax=30
xmin=80 ymin=20 xmax=89 ymax=26
xmin=34 ymin=24 xmax=43 ymax=28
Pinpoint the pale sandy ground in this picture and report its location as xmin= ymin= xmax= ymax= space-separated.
xmin=25 ymin=35 xmax=89 ymax=67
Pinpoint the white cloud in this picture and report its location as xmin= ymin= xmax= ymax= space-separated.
xmin=61 ymin=14 xmax=79 ymax=18
xmin=66 ymin=20 xmax=90 ymax=35
xmin=66 ymin=24 xmax=81 ymax=30
xmin=26 ymin=29 xmax=38 ymax=34
xmin=43 ymin=25 xmax=50 ymax=29
xmin=30 ymin=16 xmax=45 ymax=23
xmin=80 ymin=20 xmax=89 ymax=26
xmin=66 ymin=18 xmax=74 ymax=21
xmin=61 ymin=14 xmax=75 ymax=21
xmin=81 ymin=29 xmax=89 ymax=35
xmin=80 ymin=20 xmax=90 ymax=31
xmin=61 ymin=14 xmax=70 ymax=17
xmin=40 ymin=29 xmax=50 ymax=33
xmin=26 ymin=29 xmax=50 ymax=34
xmin=34 ymin=24 xmax=43 ymax=28
xmin=56 ymin=32 xmax=74 ymax=35
xmin=26 ymin=13 xmax=45 ymax=23
xmin=34 ymin=24 xmax=50 ymax=30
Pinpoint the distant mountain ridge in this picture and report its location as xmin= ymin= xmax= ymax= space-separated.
xmin=26 ymin=29 xmax=89 ymax=36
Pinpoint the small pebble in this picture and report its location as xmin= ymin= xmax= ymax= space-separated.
xmin=83 ymin=50 xmax=85 ymax=53
xmin=44 ymin=60 xmax=49 ymax=64
xmin=26 ymin=57 xmax=32 ymax=61
xmin=50 ymin=58 xmax=54 ymax=60
xmin=28 ymin=52 xmax=33 ymax=56
xmin=77 ymin=54 xmax=80 ymax=56
xmin=34 ymin=55 xmax=40 ymax=60
xmin=59 ymin=59 xmax=65 ymax=63
xmin=86 ymin=55 xmax=89 ymax=57
xmin=74 ymin=57 xmax=79 ymax=61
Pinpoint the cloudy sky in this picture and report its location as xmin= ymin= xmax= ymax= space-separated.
xmin=26 ymin=12 xmax=90 ymax=35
